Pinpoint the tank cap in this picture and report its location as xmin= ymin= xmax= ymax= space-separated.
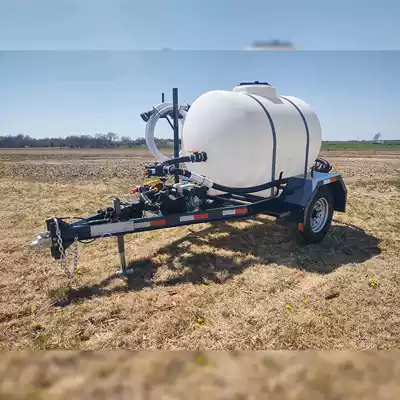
xmin=239 ymin=81 xmax=270 ymax=86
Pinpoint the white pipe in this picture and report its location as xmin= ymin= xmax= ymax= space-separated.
xmin=186 ymin=171 xmax=214 ymax=188
xmin=145 ymin=103 xmax=187 ymax=162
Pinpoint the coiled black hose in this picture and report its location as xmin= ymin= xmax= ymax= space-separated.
xmin=313 ymin=157 xmax=332 ymax=173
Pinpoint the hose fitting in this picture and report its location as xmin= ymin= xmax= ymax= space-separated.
xmin=189 ymin=151 xmax=207 ymax=163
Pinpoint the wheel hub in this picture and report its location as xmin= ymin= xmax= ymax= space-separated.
xmin=310 ymin=197 xmax=329 ymax=233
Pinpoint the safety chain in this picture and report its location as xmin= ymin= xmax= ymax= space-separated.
xmin=53 ymin=218 xmax=79 ymax=278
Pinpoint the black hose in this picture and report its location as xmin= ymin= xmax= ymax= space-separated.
xmin=213 ymin=157 xmax=331 ymax=195
xmin=212 ymin=177 xmax=289 ymax=194
xmin=166 ymin=166 xmax=288 ymax=194
xmin=163 ymin=157 xmax=333 ymax=195
xmin=162 ymin=156 xmax=191 ymax=166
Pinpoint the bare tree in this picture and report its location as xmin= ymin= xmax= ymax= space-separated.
xmin=0 ymin=133 xmax=170 ymax=148
xmin=106 ymin=132 xmax=118 ymax=148
xmin=120 ymin=136 xmax=132 ymax=147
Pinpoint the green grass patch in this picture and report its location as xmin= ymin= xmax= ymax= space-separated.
xmin=321 ymin=140 xmax=400 ymax=151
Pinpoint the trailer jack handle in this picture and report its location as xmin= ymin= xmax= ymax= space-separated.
xmin=112 ymin=198 xmax=135 ymax=277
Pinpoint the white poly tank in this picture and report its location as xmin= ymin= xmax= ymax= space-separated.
xmin=181 ymin=82 xmax=322 ymax=197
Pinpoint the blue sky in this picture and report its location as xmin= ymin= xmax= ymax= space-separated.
xmin=1 ymin=50 xmax=399 ymax=141
xmin=0 ymin=0 xmax=399 ymax=50
xmin=0 ymin=1 xmax=399 ymax=141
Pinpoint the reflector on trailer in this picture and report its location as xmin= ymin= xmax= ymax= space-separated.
xmin=150 ymin=219 xmax=167 ymax=227
xmin=194 ymin=213 xmax=209 ymax=220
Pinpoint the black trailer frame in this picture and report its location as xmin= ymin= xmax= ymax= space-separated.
xmin=31 ymin=86 xmax=347 ymax=276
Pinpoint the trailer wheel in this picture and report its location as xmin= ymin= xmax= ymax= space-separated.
xmin=295 ymin=186 xmax=334 ymax=245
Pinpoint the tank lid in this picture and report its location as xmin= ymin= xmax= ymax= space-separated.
xmin=238 ymin=81 xmax=270 ymax=86
xmin=233 ymin=82 xmax=277 ymax=98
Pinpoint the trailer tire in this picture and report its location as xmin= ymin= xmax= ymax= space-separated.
xmin=295 ymin=186 xmax=334 ymax=245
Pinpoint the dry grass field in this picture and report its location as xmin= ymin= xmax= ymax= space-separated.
xmin=1 ymin=351 xmax=400 ymax=400
xmin=0 ymin=147 xmax=400 ymax=398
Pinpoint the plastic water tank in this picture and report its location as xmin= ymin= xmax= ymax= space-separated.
xmin=181 ymin=82 xmax=322 ymax=197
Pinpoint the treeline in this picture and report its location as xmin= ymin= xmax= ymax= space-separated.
xmin=0 ymin=133 xmax=175 ymax=149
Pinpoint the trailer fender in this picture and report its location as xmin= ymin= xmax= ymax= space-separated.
xmin=277 ymin=172 xmax=347 ymax=226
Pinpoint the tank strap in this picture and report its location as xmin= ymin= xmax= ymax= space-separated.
xmin=279 ymin=96 xmax=310 ymax=180
xmin=242 ymin=93 xmax=277 ymax=190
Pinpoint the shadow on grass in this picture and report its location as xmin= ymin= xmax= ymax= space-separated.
xmin=53 ymin=219 xmax=381 ymax=307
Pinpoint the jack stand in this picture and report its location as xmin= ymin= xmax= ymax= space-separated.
xmin=113 ymin=198 xmax=135 ymax=276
